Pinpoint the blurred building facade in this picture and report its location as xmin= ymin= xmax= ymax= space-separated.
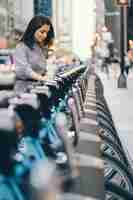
xmin=0 ymin=0 xmax=14 ymax=36
xmin=1 ymin=0 xmax=132 ymax=54
xmin=0 ymin=0 xmax=34 ymax=36
xmin=96 ymin=0 xmax=105 ymax=29
xmin=52 ymin=0 xmax=72 ymax=49
xmin=53 ymin=0 xmax=96 ymax=59
xmin=13 ymin=0 xmax=34 ymax=32
xmin=0 ymin=0 xmax=98 ymax=58
xmin=34 ymin=0 xmax=52 ymax=17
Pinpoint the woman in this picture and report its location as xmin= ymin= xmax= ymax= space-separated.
xmin=14 ymin=15 xmax=55 ymax=93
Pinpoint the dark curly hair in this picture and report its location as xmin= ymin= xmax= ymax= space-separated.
xmin=21 ymin=15 xmax=55 ymax=49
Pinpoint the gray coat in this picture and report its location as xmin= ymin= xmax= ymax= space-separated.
xmin=14 ymin=43 xmax=47 ymax=93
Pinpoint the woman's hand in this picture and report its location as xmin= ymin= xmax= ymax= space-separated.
xmin=31 ymin=71 xmax=47 ymax=82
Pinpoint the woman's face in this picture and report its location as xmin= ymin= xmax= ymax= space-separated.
xmin=34 ymin=24 xmax=50 ymax=45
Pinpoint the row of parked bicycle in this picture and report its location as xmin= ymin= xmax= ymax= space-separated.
xmin=63 ymin=64 xmax=133 ymax=199
xmin=0 ymin=59 xmax=133 ymax=199
xmin=0 ymin=63 xmax=95 ymax=200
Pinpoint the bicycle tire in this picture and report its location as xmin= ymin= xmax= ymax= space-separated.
xmin=98 ymin=118 xmax=117 ymax=135
xmin=98 ymin=121 xmax=117 ymax=141
xmin=97 ymin=113 xmax=115 ymax=131
xmin=105 ymin=181 xmax=133 ymax=200
xmin=98 ymin=126 xmax=122 ymax=148
xmin=96 ymin=102 xmax=112 ymax=119
xmin=100 ymin=134 xmax=129 ymax=166
xmin=103 ymin=152 xmax=133 ymax=192
xmin=97 ymin=107 xmax=113 ymax=123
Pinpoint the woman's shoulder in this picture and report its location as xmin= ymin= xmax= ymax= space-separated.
xmin=14 ymin=42 xmax=31 ymax=57
xmin=16 ymin=42 xmax=29 ymax=51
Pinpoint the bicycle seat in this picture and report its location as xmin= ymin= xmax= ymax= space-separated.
xmin=9 ymin=93 xmax=39 ymax=110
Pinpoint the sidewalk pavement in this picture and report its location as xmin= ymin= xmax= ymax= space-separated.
xmin=96 ymin=64 xmax=133 ymax=166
